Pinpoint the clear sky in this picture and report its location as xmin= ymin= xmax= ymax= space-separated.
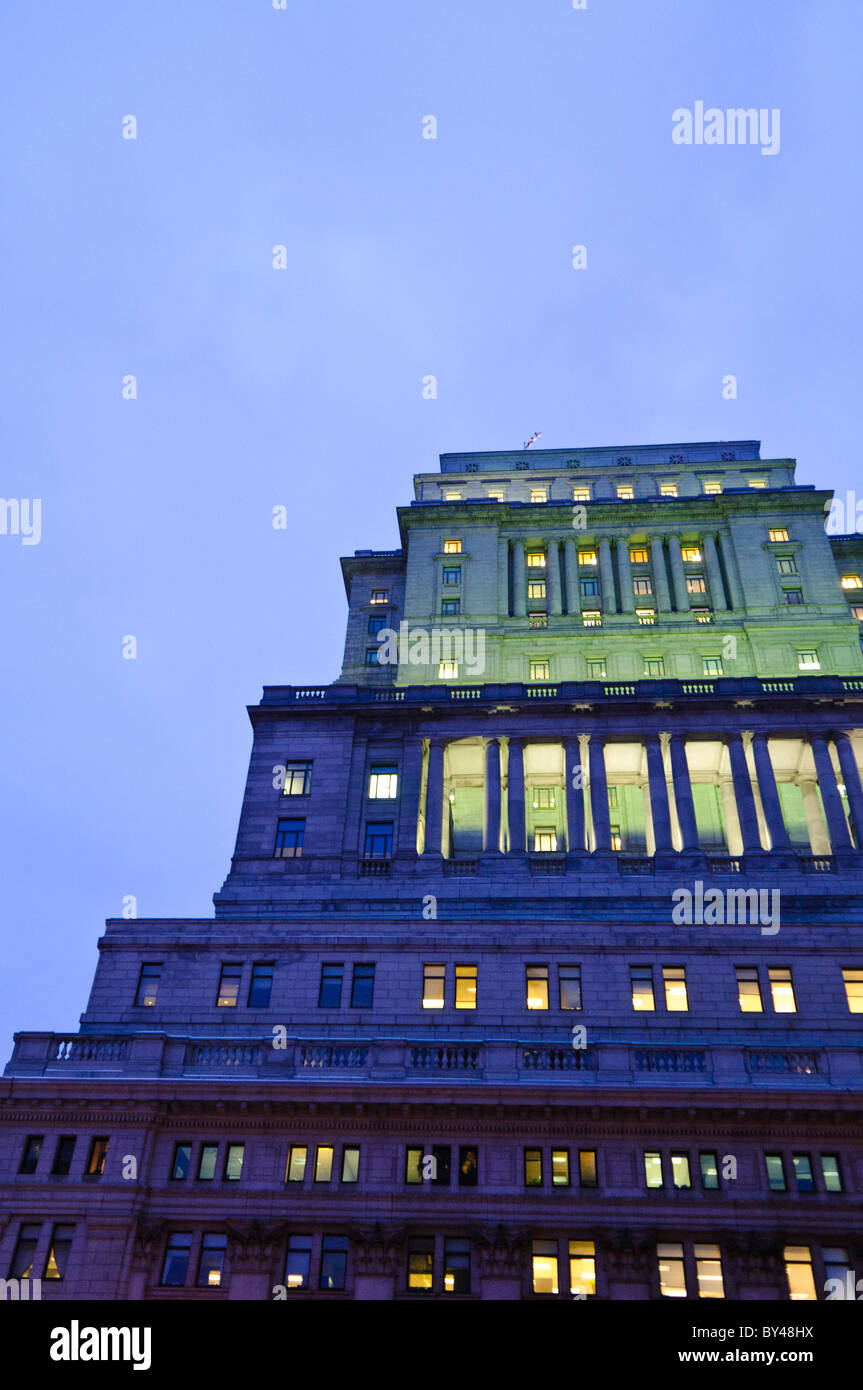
xmin=1 ymin=0 xmax=861 ymax=1037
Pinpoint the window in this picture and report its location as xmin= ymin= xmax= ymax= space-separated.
xmin=341 ymin=1147 xmax=360 ymax=1183
xmin=51 ymin=1136 xmax=76 ymax=1176
xmin=821 ymin=1154 xmax=843 ymax=1192
xmin=455 ymin=963 xmax=477 ymax=1009
xmin=765 ymin=1154 xmax=786 ymax=1191
xmin=286 ymin=1146 xmax=307 ymax=1183
xmin=644 ymin=1152 xmax=663 ymax=1189
xmin=670 ymin=1153 xmax=691 ymax=1188
xmin=681 ymin=546 xmax=702 ymax=562
xmin=586 ymin=658 xmax=606 ymax=678
xmin=579 ymin=1151 xmax=598 ymax=1187
xmin=532 ymin=1240 xmax=559 ymax=1294
xmin=630 ymin=547 xmax=649 ymax=564
xmin=441 ymin=599 xmax=460 ymax=615
xmin=703 ymin=480 xmax=722 ymax=495
xmin=524 ymin=1149 xmax=543 ymax=1186
xmin=314 ymin=1146 xmax=334 ymax=1183
xmin=135 ymin=963 xmax=162 ymax=1007
xmin=582 ymin=610 xmax=602 ymax=627
xmin=686 ymin=575 xmax=706 ymax=593
xmin=224 ymin=1145 xmax=244 ymax=1181
xmin=784 ymin=1246 xmax=816 ymax=1300
xmin=368 ymin=614 xmax=386 ymax=635
xmin=285 ymin=1235 xmax=312 ymax=1289
xmin=282 ymin=761 xmax=312 ymax=796
xmin=85 ymin=1137 xmax=109 ymax=1177
xmin=580 ymin=577 xmax=599 ymax=597
xmin=318 ymin=964 xmax=343 ymax=1008
xmin=635 ymin=609 xmax=655 ymax=625
xmin=527 ymin=579 xmax=546 ymax=599
xmin=370 ymin=589 xmax=389 ymax=605
xmin=171 ymin=1144 xmax=191 ymax=1180
xmin=785 ymin=588 xmax=804 ymax=605
xmin=559 ymin=966 xmax=582 ymax=1010
xmin=534 ymin=826 xmax=557 ymax=852
xmin=532 ymin=786 xmax=556 ymax=808
xmin=350 ymin=963 xmax=375 ymax=1008
xmin=703 ymin=656 xmax=723 ymax=676
xmin=443 ymin=539 xmax=462 ymax=553
xmin=444 ymin=1239 xmax=471 ymax=1294
xmin=530 ymin=488 xmax=548 ymax=503
xmin=197 ymin=1233 xmax=227 ymax=1288
xmin=824 ymin=1247 xmax=852 ymax=1288
xmin=841 ymin=574 xmax=862 ymax=590
xmin=617 ymin=485 xmax=634 ymax=500
xmin=198 ymin=1145 xmax=218 ymax=1181
xmin=630 ymin=966 xmax=655 ymax=1011
xmin=610 ymin=827 xmax=623 ymax=851
xmin=486 ymin=489 xmax=504 ymax=502
xmin=526 ymin=550 xmax=546 ymax=568
xmin=408 ymin=1237 xmax=434 ymax=1291
xmin=792 ymin=1154 xmax=814 ymax=1192
xmin=572 ymin=487 xmax=590 ymax=501
xmin=658 ymin=1243 xmax=686 ymax=1297
xmin=438 ymin=661 xmax=458 ymax=679
xmin=660 ymin=483 xmax=678 ymax=497
xmin=797 ymin=650 xmax=820 ymax=670
xmin=529 ymin=612 xmax=548 ymax=627
xmin=693 ymin=609 xmax=713 ymax=623
xmin=569 ymin=1241 xmax=596 ymax=1296
xmin=526 ymin=965 xmax=549 ymax=1010
xmin=850 ymin=605 xmax=863 ymax=620
xmin=769 ymin=528 xmax=789 ymax=542
xmin=776 ymin=556 xmax=797 ymax=575
xmin=695 ymin=1245 xmax=724 ymax=1298
xmin=442 ymin=566 xmax=461 ymax=585
xmin=9 ymin=1224 xmax=40 ymax=1279
xmin=422 ymin=963 xmax=445 ymax=1009
xmin=43 ymin=1225 xmax=75 ymax=1282
xmin=363 ymin=821 xmax=393 ymax=856
xmin=19 ymin=1136 xmax=42 ymax=1175
xmin=216 ymin=963 xmax=242 ymax=1007
xmin=459 ymin=1146 xmax=478 ymax=1186
xmin=769 ymin=966 xmax=796 ymax=1013
xmin=663 ymin=966 xmax=688 ymax=1012
xmin=248 ymin=962 xmax=274 ymax=1008
xmin=633 ymin=578 xmax=652 ymax=595
xmin=842 ymin=968 xmax=863 ymax=1012
xmin=320 ymin=1236 xmax=348 ymax=1291
xmin=736 ymin=967 xmax=763 ymax=1012
xmin=644 ymin=658 xmax=664 ymax=677
xmin=699 ymin=1153 xmax=719 ymax=1189
xmin=748 ymin=478 xmax=767 ymax=488
xmin=275 ymin=817 xmax=304 ymax=857
xmin=364 ymin=647 xmax=381 ymax=666
xmin=529 ymin=659 xmax=550 ymax=680
xmin=161 ymin=1232 xmax=192 ymax=1287
xmin=551 ymin=1150 xmax=570 ymax=1187
xmin=578 ymin=549 xmax=597 ymax=566
xmin=368 ymin=764 xmax=398 ymax=799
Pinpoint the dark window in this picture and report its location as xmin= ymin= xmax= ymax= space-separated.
xmin=9 ymin=1224 xmax=40 ymax=1279
xmin=363 ymin=821 xmax=393 ymax=857
xmin=364 ymin=647 xmax=381 ymax=666
xmin=442 ymin=567 xmax=461 ymax=585
xmin=408 ymin=1236 xmax=434 ymax=1291
xmin=51 ymin=1136 xmax=76 ymax=1176
xmin=458 ymin=1146 xmax=478 ymax=1187
xmin=248 ymin=962 xmax=274 ymax=1008
xmin=198 ymin=1145 xmax=218 ymax=1180
xmin=216 ymin=963 xmax=242 ymax=1007
xmin=766 ymin=1154 xmax=787 ymax=1191
xmin=792 ymin=1154 xmax=815 ymax=1193
xmin=282 ymin=761 xmax=312 ymax=796
xmin=341 ymin=1147 xmax=360 ymax=1183
xmin=197 ymin=1233 xmax=227 ymax=1287
xmin=320 ymin=1235 xmax=348 ymax=1291
xmin=275 ymin=817 xmax=304 ymax=857
xmin=135 ymin=962 xmax=162 ymax=1006
xmin=699 ymin=1152 xmax=719 ymax=1189
xmin=171 ymin=1144 xmax=191 ymax=1180
xmin=85 ymin=1137 xmax=109 ymax=1177
xmin=559 ymin=965 xmax=582 ymax=1010
xmin=350 ymin=963 xmax=375 ymax=1008
xmin=432 ymin=1145 xmax=451 ymax=1186
xmin=441 ymin=599 xmax=460 ymax=615
xmin=524 ymin=1148 xmax=543 ymax=1186
xmin=161 ymin=1232 xmax=192 ymax=1287
xmin=224 ymin=1144 xmax=245 ymax=1181
xmin=444 ymin=1239 xmax=471 ymax=1294
xmin=318 ymin=964 xmax=344 ymax=1008
xmin=580 ymin=577 xmax=600 ymax=596
xmin=285 ymin=1235 xmax=312 ymax=1289
xmin=785 ymin=588 xmax=804 ymax=605
xmin=44 ymin=1224 xmax=75 ymax=1281
xmin=18 ymin=1135 xmax=42 ymax=1175
xmin=368 ymin=615 xmax=386 ymax=635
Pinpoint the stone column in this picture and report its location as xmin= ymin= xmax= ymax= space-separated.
xmin=645 ymin=734 xmax=673 ymax=851
xmin=599 ymin=538 xmax=616 ymax=614
xmin=833 ymin=732 xmax=863 ymax=850
xmin=484 ymin=737 xmax=502 ymax=853
xmin=810 ymin=734 xmax=853 ymax=851
xmin=750 ymin=733 xmax=791 ymax=850
xmin=498 ymin=538 xmax=510 ymax=617
xmin=512 ymin=541 xmax=526 ymax=618
xmin=547 ymin=540 xmax=563 ymax=615
xmin=703 ymin=533 xmax=728 ymax=611
xmin=667 ymin=535 xmax=688 ymax=611
xmin=506 ymin=738 xmax=526 ymax=852
xmin=616 ymin=539 xmax=635 ymax=613
xmin=718 ymin=532 xmax=744 ymax=611
xmin=719 ymin=777 xmax=744 ymax=856
xmin=651 ymin=537 xmax=670 ymax=612
xmin=588 ymin=736 xmax=612 ymax=851
xmin=641 ymin=778 xmax=655 ymax=856
xmin=423 ymin=738 xmax=445 ymax=855
xmin=564 ymin=538 xmax=578 ymax=615
xmin=565 ymin=737 xmax=585 ymax=852
xmin=668 ymin=734 xmax=699 ymax=850
xmin=725 ymin=732 xmax=763 ymax=852
xmin=396 ymin=738 xmax=425 ymax=855
xmin=798 ymin=776 xmax=831 ymax=855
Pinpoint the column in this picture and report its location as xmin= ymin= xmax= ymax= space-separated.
xmin=703 ymin=533 xmax=728 ymax=612
xmin=718 ymin=532 xmax=744 ymax=611
xmin=547 ymin=541 xmax=563 ymax=616
xmin=810 ymin=734 xmax=853 ymax=851
xmin=616 ymin=539 xmax=635 ymax=613
xmin=588 ymin=736 xmax=611 ymax=851
xmin=650 ymin=537 xmax=671 ymax=612
xmin=423 ymin=738 xmax=445 ymax=855
xmin=498 ymin=538 xmax=510 ymax=617
xmin=564 ymin=538 xmax=578 ymax=615
xmin=396 ymin=738 xmax=425 ymax=855
xmin=719 ymin=777 xmax=744 ymax=856
xmin=645 ymin=734 xmax=673 ymax=851
xmin=484 ymin=737 xmax=502 ymax=852
xmin=641 ymin=779 xmax=655 ymax=856
xmin=667 ymin=535 xmax=687 ymax=611
xmin=798 ymin=775 xmax=831 ymax=855
xmin=725 ymin=732 xmax=763 ymax=852
xmin=668 ymin=734 xmax=699 ymax=851
xmin=599 ymin=538 xmax=616 ymax=615
xmin=512 ymin=541 xmax=526 ymax=618
xmin=506 ymin=738 xmax=526 ymax=852
xmin=833 ymin=732 xmax=863 ymax=850
xmin=565 ymin=737 xmax=585 ymax=852
xmin=750 ymin=733 xmax=791 ymax=850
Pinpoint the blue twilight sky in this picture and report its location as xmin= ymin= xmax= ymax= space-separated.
xmin=1 ymin=0 xmax=861 ymax=1037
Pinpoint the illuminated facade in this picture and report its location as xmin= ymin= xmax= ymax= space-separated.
xmin=3 ymin=440 xmax=863 ymax=1301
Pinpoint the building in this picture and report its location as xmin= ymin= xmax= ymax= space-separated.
xmin=3 ymin=438 xmax=863 ymax=1302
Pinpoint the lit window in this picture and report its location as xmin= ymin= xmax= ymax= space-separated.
xmin=442 ymin=566 xmax=461 ymax=584
xmin=530 ymin=488 xmax=548 ymax=503
xmin=198 ymin=1145 xmax=218 ymax=1180
xmin=341 ymin=1147 xmax=360 ymax=1183
xmin=318 ymin=963 xmax=343 ymax=1007
xmin=551 ymin=1150 xmax=570 ymax=1187
xmin=455 ymin=964 xmax=477 ymax=1009
xmin=224 ymin=1145 xmax=244 ymax=1181
xmin=363 ymin=821 xmax=393 ymax=857
xmin=686 ymin=575 xmax=706 ymax=593
xmin=526 ymin=965 xmax=549 ymax=1010
xmin=785 ymin=589 xmax=804 ymax=605
xmin=842 ymin=574 xmax=863 ymax=589
xmin=161 ymin=1232 xmax=192 ymax=1287
xmin=275 ymin=817 xmax=304 ymax=857
xmin=633 ymin=578 xmax=652 ymax=595
xmin=821 ymin=1154 xmax=843 ymax=1192
xmin=422 ymin=963 xmax=445 ymax=1009
xmin=769 ymin=528 xmax=789 ymax=542
xmin=572 ymin=487 xmax=590 ymax=501
xmin=660 ymin=483 xmax=678 ymax=497
xmin=792 ymin=1154 xmax=814 ymax=1192
xmin=850 ymin=604 xmax=863 ymax=620
xmin=703 ymin=656 xmax=723 ymax=675
xmin=43 ymin=1225 xmax=75 ymax=1282
xmin=350 ymin=963 xmax=375 ymax=1008
xmin=797 ymin=650 xmax=820 ymax=670
xmin=441 ymin=599 xmax=460 ymax=615
xmin=530 ymin=659 xmax=550 ymax=680
xmin=663 ymin=966 xmax=688 ymax=1012
xmin=635 ymin=609 xmax=655 ymax=625
xmin=527 ymin=579 xmax=546 ymax=599
xmin=458 ymin=1146 xmax=478 ymax=1187
xmin=693 ymin=609 xmax=713 ymax=623
xmin=610 ymin=828 xmax=623 ymax=851
xmin=320 ymin=1235 xmax=348 ymax=1291
xmin=314 ymin=1146 xmax=334 ymax=1183
xmin=135 ymin=963 xmax=162 ymax=1007
xmin=486 ymin=489 xmax=504 ymax=502
xmin=285 ymin=1235 xmax=312 ymax=1289
xmin=630 ymin=547 xmax=649 ymax=564
xmin=370 ymin=589 xmax=389 ymax=604
xmin=776 ymin=556 xmax=797 ymax=575
xmin=532 ymin=787 xmax=556 ymax=808
xmin=657 ymin=1243 xmax=687 ymax=1297
xmin=631 ymin=966 xmax=655 ymax=1011
xmin=559 ymin=965 xmax=582 ymax=1010
xmin=617 ymin=485 xmax=634 ymax=500
xmin=526 ymin=550 xmax=546 ymax=568
xmin=532 ymin=1240 xmax=559 ymax=1294
xmin=695 ymin=1245 xmax=724 ymax=1299
xmin=670 ymin=1153 xmax=691 ymax=1188
xmin=644 ymin=658 xmax=664 ymax=677
xmin=249 ymin=963 xmax=274 ymax=1007
xmin=748 ymin=478 xmax=767 ymax=488
xmin=438 ymin=661 xmax=458 ymax=679
xmin=586 ymin=659 xmax=606 ymax=679
xmin=699 ymin=1153 xmax=719 ymax=1190
xmin=784 ymin=1246 xmax=816 ymax=1300
xmin=578 ymin=549 xmax=597 ymax=565
xmin=579 ymin=1150 xmax=598 ymax=1187
xmin=582 ymin=610 xmax=602 ymax=627
xmin=534 ymin=826 xmax=557 ymax=852
xmin=644 ymin=1152 xmax=663 ymax=1188
xmin=286 ymin=1146 xmax=307 ymax=1183
xmin=681 ymin=546 xmax=702 ymax=562
xmin=842 ymin=968 xmax=863 ymax=1012
xmin=569 ymin=1241 xmax=596 ymax=1297
xmin=769 ymin=966 xmax=796 ymax=1013
xmin=444 ymin=490 xmax=462 ymax=501
xmin=85 ymin=1137 xmax=109 ymax=1177
xmin=524 ymin=1149 xmax=543 ymax=1186
xmin=529 ymin=612 xmax=548 ymax=627
xmin=368 ymin=764 xmax=398 ymax=799
xmin=443 ymin=539 xmax=462 ymax=553
xmin=703 ymin=480 xmax=722 ymax=495
xmin=444 ymin=1239 xmax=470 ymax=1294
xmin=736 ymin=967 xmax=763 ymax=1012
xmin=282 ymin=761 xmax=312 ymax=796
xmin=216 ymin=964 xmax=242 ymax=1007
